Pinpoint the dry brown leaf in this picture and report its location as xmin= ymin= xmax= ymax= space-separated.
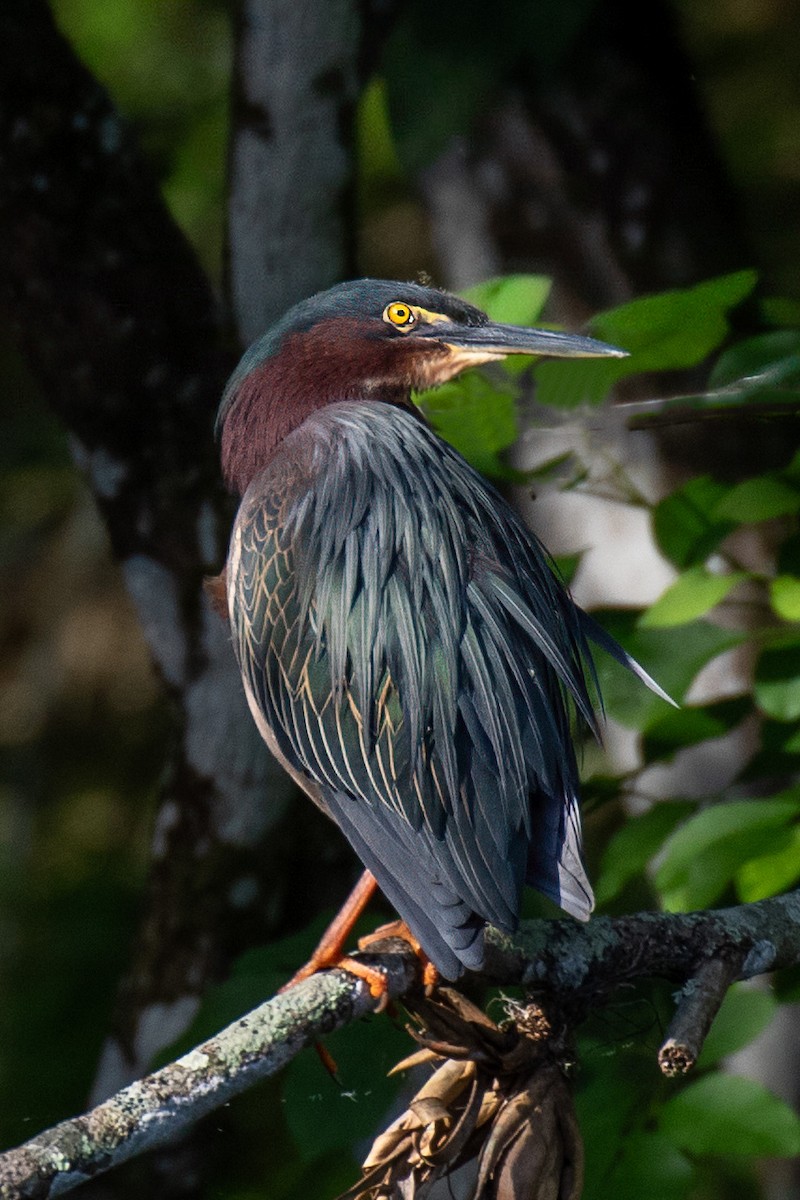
xmin=337 ymin=989 xmax=582 ymax=1200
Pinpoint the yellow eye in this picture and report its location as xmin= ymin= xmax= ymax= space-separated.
xmin=384 ymin=301 xmax=416 ymax=327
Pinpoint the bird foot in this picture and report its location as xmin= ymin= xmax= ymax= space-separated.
xmin=358 ymin=919 xmax=440 ymax=993
xmin=281 ymin=952 xmax=390 ymax=1007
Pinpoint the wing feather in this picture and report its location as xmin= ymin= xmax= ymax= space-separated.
xmin=228 ymin=402 xmax=629 ymax=976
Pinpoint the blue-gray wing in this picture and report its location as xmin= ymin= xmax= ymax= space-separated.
xmin=228 ymin=402 xmax=599 ymax=977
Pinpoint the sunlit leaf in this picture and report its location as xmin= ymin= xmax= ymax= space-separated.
xmin=640 ymin=567 xmax=746 ymax=629
xmin=662 ymin=827 xmax=793 ymax=911
xmin=463 ymin=275 xmax=551 ymax=326
xmin=696 ymin=984 xmax=778 ymax=1068
xmin=713 ymin=476 xmax=800 ymax=523
xmin=594 ymin=801 xmax=696 ymax=905
xmin=770 ymin=575 xmax=800 ymax=621
xmin=533 ymin=354 xmax=624 ymax=410
xmin=534 ymin=271 xmax=757 ymax=409
xmin=416 ymin=371 xmax=521 ymax=478
xmin=655 ymin=795 xmax=800 ymax=909
xmin=656 ymin=795 xmax=800 ymax=884
xmin=736 ymin=824 xmax=800 ymax=901
xmin=592 ymin=271 xmax=758 ymax=368
xmin=659 ymin=1073 xmax=800 ymax=1158
xmin=357 ymin=77 xmax=403 ymax=195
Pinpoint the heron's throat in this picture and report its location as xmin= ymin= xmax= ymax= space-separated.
xmin=220 ymin=328 xmax=415 ymax=495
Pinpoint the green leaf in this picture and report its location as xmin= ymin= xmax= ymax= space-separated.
xmin=652 ymin=476 xmax=736 ymax=570
xmin=534 ymin=270 xmax=758 ymax=409
xmin=661 ymin=826 xmax=794 ymax=911
xmin=770 ymin=575 xmax=800 ymax=621
xmin=755 ymin=640 xmax=800 ymax=720
xmin=659 ymin=1073 xmax=800 ymax=1158
xmin=641 ymin=567 xmax=746 ymax=629
xmin=594 ymin=802 xmax=696 ymax=905
xmin=708 ymin=330 xmax=800 ymax=389
xmin=592 ymin=271 xmax=758 ymax=368
xmin=416 ymin=371 xmax=520 ymax=479
xmin=462 ymin=275 xmax=551 ymax=326
xmin=655 ymin=796 xmax=800 ymax=910
xmin=603 ymin=1133 xmax=694 ymax=1200
xmin=592 ymin=613 xmax=744 ymax=730
xmin=736 ymin=824 xmax=800 ymax=901
xmin=713 ymin=476 xmax=800 ymax=523
xmin=656 ymin=795 xmax=800 ymax=883
xmin=532 ymin=354 xmax=624 ymax=410
xmin=642 ymin=698 xmax=752 ymax=763
xmin=696 ymin=985 xmax=778 ymax=1068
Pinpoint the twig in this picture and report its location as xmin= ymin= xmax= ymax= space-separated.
xmin=658 ymin=954 xmax=746 ymax=1076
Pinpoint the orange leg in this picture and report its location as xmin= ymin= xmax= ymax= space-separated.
xmin=280 ymin=869 xmax=388 ymax=999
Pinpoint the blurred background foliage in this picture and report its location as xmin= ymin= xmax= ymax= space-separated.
xmin=3 ymin=1 xmax=800 ymax=1198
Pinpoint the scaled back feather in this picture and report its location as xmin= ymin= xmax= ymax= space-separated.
xmin=229 ymin=402 xmax=601 ymax=977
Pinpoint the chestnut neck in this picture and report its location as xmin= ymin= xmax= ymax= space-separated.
xmin=220 ymin=320 xmax=417 ymax=495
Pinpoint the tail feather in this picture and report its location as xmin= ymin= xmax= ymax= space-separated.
xmin=580 ymin=610 xmax=677 ymax=708
xmin=526 ymin=790 xmax=594 ymax=921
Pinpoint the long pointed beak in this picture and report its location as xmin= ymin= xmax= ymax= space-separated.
xmin=429 ymin=321 xmax=627 ymax=360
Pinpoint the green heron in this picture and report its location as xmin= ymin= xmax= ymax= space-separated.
xmin=217 ymin=279 xmax=660 ymax=983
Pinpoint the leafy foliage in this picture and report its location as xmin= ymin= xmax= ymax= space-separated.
xmin=174 ymin=268 xmax=800 ymax=1198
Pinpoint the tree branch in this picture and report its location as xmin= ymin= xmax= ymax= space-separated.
xmin=227 ymin=0 xmax=362 ymax=343
xmin=2 ymin=892 xmax=798 ymax=1199
xmin=483 ymin=891 xmax=800 ymax=999
xmin=0 ymin=954 xmax=419 ymax=1200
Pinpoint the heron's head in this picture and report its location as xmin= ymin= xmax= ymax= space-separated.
xmin=218 ymin=278 xmax=624 ymax=494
